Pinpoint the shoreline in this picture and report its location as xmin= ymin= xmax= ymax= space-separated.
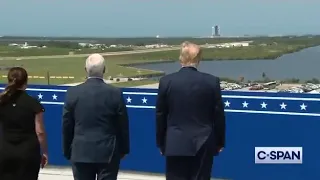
xmin=115 ymin=45 xmax=319 ymax=82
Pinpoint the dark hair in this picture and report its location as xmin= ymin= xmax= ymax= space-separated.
xmin=0 ymin=67 xmax=28 ymax=105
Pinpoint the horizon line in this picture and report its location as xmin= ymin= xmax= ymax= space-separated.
xmin=1 ymin=34 xmax=319 ymax=39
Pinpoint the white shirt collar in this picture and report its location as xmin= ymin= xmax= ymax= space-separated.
xmin=87 ymin=76 xmax=104 ymax=80
xmin=181 ymin=65 xmax=197 ymax=69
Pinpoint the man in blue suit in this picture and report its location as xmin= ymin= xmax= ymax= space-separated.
xmin=62 ymin=54 xmax=130 ymax=180
xmin=156 ymin=42 xmax=226 ymax=180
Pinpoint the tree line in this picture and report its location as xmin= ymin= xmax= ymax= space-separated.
xmin=2 ymin=35 xmax=320 ymax=46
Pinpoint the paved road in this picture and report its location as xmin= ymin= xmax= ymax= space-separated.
xmin=134 ymin=83 xmax=159 ymax=89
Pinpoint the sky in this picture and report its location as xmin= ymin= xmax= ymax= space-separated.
xmin=0 ymin=0 xmax=319 ymax=37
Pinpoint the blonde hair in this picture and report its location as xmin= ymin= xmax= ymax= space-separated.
xmin=179 ymin=41 xmax=202 ymax=66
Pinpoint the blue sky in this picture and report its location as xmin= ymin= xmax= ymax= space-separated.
xmin=0 ymin=0 xmax=319 ymax=37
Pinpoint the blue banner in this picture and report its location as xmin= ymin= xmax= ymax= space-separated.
xmin=1 ymin=84 xmax=319 ymax=180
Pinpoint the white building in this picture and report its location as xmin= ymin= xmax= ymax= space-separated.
xmin=208 ymin=41 xmax=252 ymax=48
xmin=145 ymin=44 xmax=169 ymax=48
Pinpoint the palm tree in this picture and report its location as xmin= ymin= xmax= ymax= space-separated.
xmin=239 ymin=76 xmax=244 ymax=83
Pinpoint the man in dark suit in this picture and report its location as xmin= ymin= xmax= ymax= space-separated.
xmin=62 ymin=53 xmax=130 ymax=180
xmin=156 ymin=42 xmax=226 ymax=180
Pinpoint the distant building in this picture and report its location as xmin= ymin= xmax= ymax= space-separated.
xmin=78 ymin=43 xmax=88 ymax=47
xmin=214 ymin=25 xmax=220 ymax=36
xmin=207 ymin=41 xmax=251 ymax=48
xmin=145 ymin=44 xmax=169 ymax=48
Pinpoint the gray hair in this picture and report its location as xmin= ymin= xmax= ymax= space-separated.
xmin=85 ymin=53 xmax=106 ymax=77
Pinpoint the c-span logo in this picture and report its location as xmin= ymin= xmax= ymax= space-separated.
xmin=255 ymin=147 xmax=303 ymax=164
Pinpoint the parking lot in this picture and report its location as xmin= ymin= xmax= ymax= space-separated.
xmin=134 ymin=81 xmax=320 ymax=94
xmin=39 ymin=167 xmax=165 ymax=180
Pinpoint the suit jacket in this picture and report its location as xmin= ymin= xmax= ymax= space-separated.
xmin=62 ymin=78 xmax=130 ymax=163
xmin=156 ymin=67 xmax=225 ymax=156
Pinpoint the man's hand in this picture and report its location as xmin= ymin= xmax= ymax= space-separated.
xmin=218 ymin=147 xmax=224 ymax=153
xmin=159 ymin=149 xmax=164 ymax=155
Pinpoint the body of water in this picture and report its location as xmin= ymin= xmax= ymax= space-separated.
xmin=134 ymin=46 xmax=320 ymax=81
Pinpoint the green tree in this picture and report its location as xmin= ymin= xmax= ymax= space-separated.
xmin=306 ymin=78 xmax=320 ymax=84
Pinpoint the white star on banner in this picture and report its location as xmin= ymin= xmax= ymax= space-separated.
xmin=224 ymin=100 xmax=230 ymax=107
xmin=52 ymin=94 xmax=58 ymax=100
xmin=38 ymin=93 xmax=43 ymax=99
xmin=242 ymin=101 xmax=249 ymax=108
xmin=261 ymin=102 xmax=267 ymax=109
xmin=142 ymin=97 xmax=148 ymax=104
xmin=300 ymin=103 xmax=307 ymax=110
xmin=126 ymin=97 xmax=132 ymax=103
xmin=280 ymin=102 xmax=287 ymax=110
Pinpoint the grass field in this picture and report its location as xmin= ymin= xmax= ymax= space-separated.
xmin=0 ymin=48 xmax=178 ymax=85
xmin=0 ymin=56 xmax=165 ymax=85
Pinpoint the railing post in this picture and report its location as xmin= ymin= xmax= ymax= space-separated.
xmin=46 ymin=71 xmax=50 ymax=85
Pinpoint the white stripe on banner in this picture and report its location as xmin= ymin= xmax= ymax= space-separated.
xmin=123 ymin=92 xmax=157 ymax=95
xmin=225 ymin=109 xmax=320 ymax=117
xmin=0 ymin=87 xmax=67 ymax=92
xmin=222 ymin=95 xmax=320 ymax=101
xmin=41 ymin=101 xmax=64 ymax=105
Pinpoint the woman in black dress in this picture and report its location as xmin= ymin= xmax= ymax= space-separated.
xmin=0 ymin=67 xmax=48 ymax=180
